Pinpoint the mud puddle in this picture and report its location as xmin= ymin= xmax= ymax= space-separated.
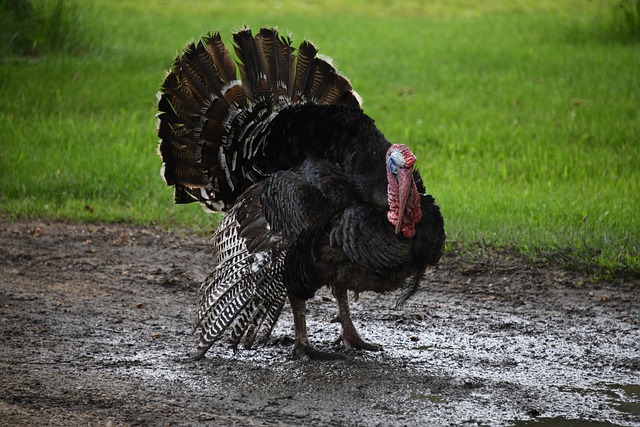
xmin=1 ymin=220 xmax=638 ymax=426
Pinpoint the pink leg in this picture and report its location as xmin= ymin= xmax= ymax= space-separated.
xmin=332 ymin=286 xmax=382 ymax=351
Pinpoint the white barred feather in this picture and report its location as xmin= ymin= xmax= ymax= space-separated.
xmin=193 ymin=201 xmax=288 ymax=358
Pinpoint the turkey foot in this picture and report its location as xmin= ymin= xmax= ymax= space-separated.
xmin=289 ymin=295 xmax=345 ymax=360
xmin=332 ymin=286 xmax=382 ymax=351
xmin=294 ymin=337 xmax=346 ymax=360
xmin=332 ymin=318 xmax=382 ymax=351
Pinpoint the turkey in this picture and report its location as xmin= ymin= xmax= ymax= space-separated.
xmin=157 ymin=27 xmax=445 ymax=360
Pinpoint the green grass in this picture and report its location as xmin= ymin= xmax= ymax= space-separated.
xmin=1 ymin=0 xmax=638 ymax=278
xmin=0 ymin=0 xmax=101 ymax=57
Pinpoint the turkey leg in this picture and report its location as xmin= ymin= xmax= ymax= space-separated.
xmin=289 ymin=294 xmax=345 ymax=360
xmin=332 ymin=286 xmax=382 ymax=351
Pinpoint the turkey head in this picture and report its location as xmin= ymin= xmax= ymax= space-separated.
xmin=386 ymin=144 xmax=422 ymax=238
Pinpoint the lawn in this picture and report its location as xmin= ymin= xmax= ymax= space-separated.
xmin=1 ymin=0 xmax=638 ymax=278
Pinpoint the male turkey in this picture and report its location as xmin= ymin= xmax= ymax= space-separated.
xmin=157 ymin=27 xmax=445 ymax=359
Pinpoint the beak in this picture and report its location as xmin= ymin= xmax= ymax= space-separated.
xmin=394 ymin=169 xmax=414 ymax=235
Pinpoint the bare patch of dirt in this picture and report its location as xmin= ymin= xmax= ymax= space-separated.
xmin=1 ymin=219 xmax=638 ymax=426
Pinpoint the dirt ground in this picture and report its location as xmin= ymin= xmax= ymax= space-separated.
xmin=0 ymin=219 xmax=638 ymax=427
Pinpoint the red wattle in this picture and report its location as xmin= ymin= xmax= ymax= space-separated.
xmin=386 ymin=144 xmax=422 ymax=239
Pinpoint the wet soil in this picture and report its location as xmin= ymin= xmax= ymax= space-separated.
xmin=1 ymin=219 xmax=638 ymax=427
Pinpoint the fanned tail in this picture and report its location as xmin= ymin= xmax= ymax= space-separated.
xmin=157 ymin=27 xmax=361 ymax=212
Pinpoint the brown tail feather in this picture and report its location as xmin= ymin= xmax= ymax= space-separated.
xmin=291 ymin=40 xmax=318 ymax=104
xmin=233 ymin=28 xmax=271 ymax=103
xmin=254 ymin=28 xmax=295 ymax=101
xmin=158 ymin=27 xmax=362 ymax=212
xmin=203 ymin=32 xmax=237 ymax=84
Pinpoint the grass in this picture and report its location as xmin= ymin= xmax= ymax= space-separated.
xmin=597 ymin=0 xmax=640 ymax=42
xmin=0 ymin=0 xmax=638 ymax=278
xmin=0 ymin=0 xmax=100 ymax=57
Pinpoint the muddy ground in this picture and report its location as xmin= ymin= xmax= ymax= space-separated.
xmin=0 ymin=219 xmax=638 ymax=427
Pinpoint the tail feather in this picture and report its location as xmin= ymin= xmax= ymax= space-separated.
xmin=291 ymin=41 xmax=317 ymax=104
xmin=255 ymin=28 xmax=295 ymax=101
xmin=179 ymin=59 xmax=211 ymax=104
xmin=158 ymin=27 xmax=361 ymax=212
xmin=158 ymin=73 xmax=201 ymax=119
xmin=204 ymin=32 xmax=237 ymax=83
xmin=221 ymin=82 xmax=247 ymax=108
xmin=272 ymin=30 xmax=296 ymax=100
xmin=233 ymin=28 xmax=271 ymax=103
xmin=253 ymin=28 xmax=280 ymax=97
xmin=194 ymin=34 xmax=235 ymax=101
